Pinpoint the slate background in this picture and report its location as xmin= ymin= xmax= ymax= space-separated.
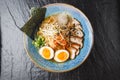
xmin=0 ymin=0 xmax=120 ymax=80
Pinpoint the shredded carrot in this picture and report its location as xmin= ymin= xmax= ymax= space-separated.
xmin=61 ymin=39 xmax=67 ymax=45
xmin=54 ymin=40 xmax=58 ymax=45
xmin=56 ymin=35 xmax=62 ymax=40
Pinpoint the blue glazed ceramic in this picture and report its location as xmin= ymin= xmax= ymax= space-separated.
xmin=24 ymin=3 xmax=94 ymax=72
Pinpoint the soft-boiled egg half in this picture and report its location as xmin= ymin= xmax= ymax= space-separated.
xmin=54 ymin=50 xmax=69 ymax=62
xmin=39 ymin=46 xmax=54 ymax=60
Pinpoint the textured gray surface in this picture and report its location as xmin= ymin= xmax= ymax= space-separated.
xmin=0 ymin=0 xmax=120 ymax=80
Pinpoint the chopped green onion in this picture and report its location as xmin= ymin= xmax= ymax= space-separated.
xmin=32 ymin=36 xmax=45 ymax=49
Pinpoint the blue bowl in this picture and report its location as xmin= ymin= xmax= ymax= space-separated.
xmin=24 ymin=3 xmax=94 ymax=72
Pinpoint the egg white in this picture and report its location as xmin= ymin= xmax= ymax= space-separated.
xmin=39 ymin=46 xmax=54 ymax=60
xmin=54 ymin=50 xmax=69 ymax=62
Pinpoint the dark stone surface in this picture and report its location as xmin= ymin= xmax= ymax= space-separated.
xmin=0 ymin=0 xmax=120 ymax=80
xmin=0 ymin=7 xmax=1 ymax=76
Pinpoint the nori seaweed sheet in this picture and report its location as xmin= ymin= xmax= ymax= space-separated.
xmin=21 ymin=7 xmax=46 ymax=40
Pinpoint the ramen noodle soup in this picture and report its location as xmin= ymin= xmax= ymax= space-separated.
xmin=33 ymin=12 xmax=84 ymax=62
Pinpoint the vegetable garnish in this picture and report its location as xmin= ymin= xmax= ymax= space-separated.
xmin=32 ymin=36 xmax=45 ymax=49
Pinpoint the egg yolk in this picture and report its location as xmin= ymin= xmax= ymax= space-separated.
xmin=57 ymin=52 xmax=67 ymax=60
xmin=42 ymin=48 xmax=50 ymax=59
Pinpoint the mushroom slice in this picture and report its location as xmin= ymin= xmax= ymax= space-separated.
xmin=66 ymin=47 xmax=77 ymax=59
xmin=72 ymin=19 xmax=83 ymax=30
xmin=70 ymin=36 xmax=83 ymax=45
xmin=71 ymin=43 xmax=80 ymax=50
xmin=75 ymin=24 xmax=83 ymax=30
xmin=76 ymin=49 xmax=80 ymax=55
xmin=79 ymin=41 xmax=83 ymax=48
xmin=72 ymin=18 xmax=80 ymax=25
xmin=74 ymin=30 xmax=84 ymax=38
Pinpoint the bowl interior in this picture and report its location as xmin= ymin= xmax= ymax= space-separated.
xmin=25 ymin=3 xmax=93 ymax=72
